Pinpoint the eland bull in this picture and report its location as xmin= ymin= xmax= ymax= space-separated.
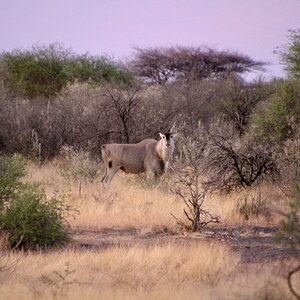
xmin=101 ymin=132 xmax=175 ymax=188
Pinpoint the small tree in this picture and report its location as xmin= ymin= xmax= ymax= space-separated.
xmin=172 ymin=137 xmax=219 ymax=231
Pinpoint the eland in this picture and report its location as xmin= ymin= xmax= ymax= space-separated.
xmin=101 ymin=132 xmax=175 ymax=188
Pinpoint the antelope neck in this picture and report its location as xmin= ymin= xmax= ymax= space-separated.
xmin=156 ymin=139 xmax=168 ymax=161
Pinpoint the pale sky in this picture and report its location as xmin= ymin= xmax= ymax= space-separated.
xmin=1 ymin=0 xmax=300 ymax=79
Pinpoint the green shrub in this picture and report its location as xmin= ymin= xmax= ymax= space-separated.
xmin=0 ymin=43 xmax=134 ymax=98
xmin=1 ymin=44 xmax=69 ymax=98
xmin=0 ymin=154 xmax=72 ymax=250
xmin=64 ymin=55 xmax=134 ymax=85
xmin=0 ymin=154 xmax=26 ymax=209
xmin=0 ymin=186 xmax=71 ymax=250
xmin=252 ymin=80 xmax=300 ymax=145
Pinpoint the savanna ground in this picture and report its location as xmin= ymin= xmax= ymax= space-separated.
xmin=1 ymin=161 xmax=299 ymax=300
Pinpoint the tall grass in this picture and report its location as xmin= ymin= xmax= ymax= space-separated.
xmin=0 ymin=243 xmax=239 ymax=299
xmin=0 ymin=244 xmax=296 ymax=300
xmin=24 ymin=161 xmax=286 ymax=229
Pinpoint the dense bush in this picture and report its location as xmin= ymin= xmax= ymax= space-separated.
xmin=65 ymin=54 xmax=134 ymax=84
xmin=206 ymin=134 xmax=279 ymax=193
xmin=216 ymin=79 xmax=267 ymax=136
xmin=0 ymin=44 xmax=69 ymax=98
xmin=0 ymin=82 xmax=178 ymax=159
xmin=0 ymin=186 xmax=71 ymax=250
xmin=253 ymin=80 xmax=300 ymax=145
xmin=0 ymin=155 xmax=72 ymax=250
xmin=0 ymin=44 xmax=134 ymax=98
xmin=0 ymin=85 xmax=108 ymax=159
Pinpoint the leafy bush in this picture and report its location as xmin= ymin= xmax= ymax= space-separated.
xmin=253 ymin=80 xmax=300 ymax=145
xmin=276 ymin=185 xmax=300 ymax=299
xmin=0 ymin=186 xmax=71 ymax=249
xmin=0 ymin=154 xmax=26 ymax=209
xmin=64 ymin=54 xmax=134 ymax=85
xmin=0 ymin=155 xmax=72 ymax=250
xmin=0 ymin=43 xmax=134 ymax=98
xmin=1 ymin=44 xmax=69 ymax=98
xmin=277 ymin=186 xmax=300 ymax=247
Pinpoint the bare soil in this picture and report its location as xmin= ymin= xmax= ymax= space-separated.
xmin=71 ymin=226 xmax=300 ymax=264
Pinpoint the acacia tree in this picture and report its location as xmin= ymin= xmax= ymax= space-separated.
xmin=129 ymin=46 xmax=264 ymax=84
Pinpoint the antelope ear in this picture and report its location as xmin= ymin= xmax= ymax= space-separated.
xmin=159 ymin=132 xmax=165 ymax=139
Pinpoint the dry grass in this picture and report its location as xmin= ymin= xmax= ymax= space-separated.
xmin=24 ymin=161 xmax=286 ymax=229
xmin=0 ymin=243 xmax=297 ymax=300
xmin=0 ymin=243 xmax=238 ymax=299
xmin=1 ymin=161 xmax=294 ymax=300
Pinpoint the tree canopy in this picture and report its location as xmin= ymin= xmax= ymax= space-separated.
xmin=129 ymin=46 xmax=264 ymax=84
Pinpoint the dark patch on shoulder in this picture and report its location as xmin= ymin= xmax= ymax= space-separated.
xmin=108 ymin=161 xmax=113 ymax=168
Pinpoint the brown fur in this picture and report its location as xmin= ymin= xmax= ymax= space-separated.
xmin=101 ymin=136 xmax=174 ymax=188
